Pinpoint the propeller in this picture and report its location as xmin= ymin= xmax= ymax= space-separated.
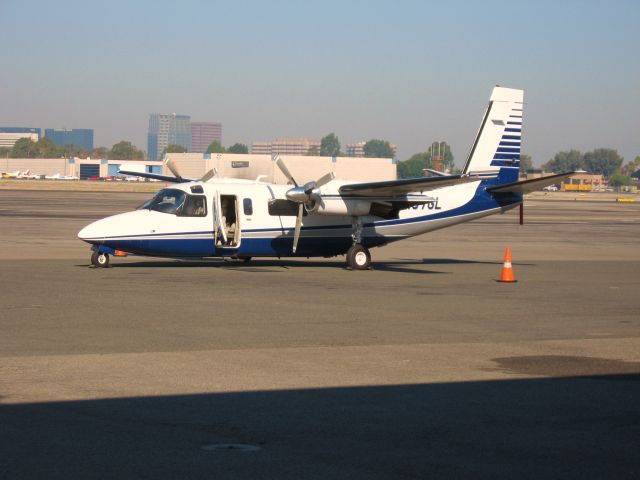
xmin=165 ymin=158 xmax=183 ymax=182
xmin=164 ymin=158 xmax=217 ymax=183
xmin=275 ymin=156 xmax=298 ymax=187
xmin=199 ymin=168 xmax=217 ymax=183
xmin=274 ymin=157 xmax=335 ymax=253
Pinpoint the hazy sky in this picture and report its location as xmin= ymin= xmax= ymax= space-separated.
xmin=1 ymin=0 xmax=638 ymax=166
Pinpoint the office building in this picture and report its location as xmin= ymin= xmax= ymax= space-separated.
xmin=191 ymin=122 xmax=222 ymax=153
xmin=0 ymin=127 xmax=40 ymax=148
xmin=251 ymin=138 xmax=320 ymax=156
xmin=44 ymin=128 xmax=94 ymax=150
xmin=147 ymin=113 xmax=191 ymax=160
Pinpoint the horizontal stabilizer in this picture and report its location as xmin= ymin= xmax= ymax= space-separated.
xmin=487 ymin=172 xmax=575 ymax=194
xmin=118 ymin=170 xmax=193 ymax=183
xmin=339 ymin=174 xmax=485 ymax=198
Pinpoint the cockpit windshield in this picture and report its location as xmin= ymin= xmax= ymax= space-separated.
xmin=139 ymin=189 xmax=186 ymax=214
xmin=138 ymin=189 xmax=207 ymax=217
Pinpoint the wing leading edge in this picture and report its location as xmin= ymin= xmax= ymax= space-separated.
xmin=339 ymin=174 xmax=485 ymax=198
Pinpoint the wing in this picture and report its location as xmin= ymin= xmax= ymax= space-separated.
xmin=339 ymin=174 xmax=484 ymax=198
xmin=487 ymin=172 xmax=574 ymax=194
xmin=118 ymin=170 xmax=194 ymax=183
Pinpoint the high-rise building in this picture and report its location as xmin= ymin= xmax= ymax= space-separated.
xmin=251 ymin=138 xmax=320 ymax=156
xmin=191 ymin=122 xmax=222 ymax=153
xmin=0 ymin=127 xmax=40 ymax=149
xmin=147 ymin=113 xmax=191 ymax=160
xmin=44 ymin=128 xmax=93 ymax=150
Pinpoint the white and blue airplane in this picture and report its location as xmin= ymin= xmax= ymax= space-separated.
xmin=78 ymin=86 xmax=572 ymax=269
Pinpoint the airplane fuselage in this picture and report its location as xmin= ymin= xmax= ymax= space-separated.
xmin=78 ymin=178 xmax=522 ymax=260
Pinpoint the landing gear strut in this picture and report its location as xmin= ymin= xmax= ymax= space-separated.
xmin=346 ymin=217 xmax=371 ymax=270
xmin=91 ymin=251 xmax=110 ymax=268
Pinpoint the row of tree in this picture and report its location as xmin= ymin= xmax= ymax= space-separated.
xmin=1 ymin=137 xmax=145 ymax=160
xmin=303 ymin=133 xmax=396 ymax=159
xmin=162 ymin=141 xmax=250 ymax=155
xmin=1 ymin=132 xmax=399 ymax=161
xmin=541 ymin=149 xmax=640 ymax=186
xmin=396 ymin=146 xmax=640 ymax=182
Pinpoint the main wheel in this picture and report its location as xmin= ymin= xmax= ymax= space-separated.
xmin=346 ymin=244 xmax=371 ymax=270
xmin=91 ymin=251 xmax=110 ymax=268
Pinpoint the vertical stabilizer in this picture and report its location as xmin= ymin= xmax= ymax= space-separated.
xmin=462 ymin=87 xmax=523 ymax=183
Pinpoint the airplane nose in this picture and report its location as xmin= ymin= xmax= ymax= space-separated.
xmin=78 ymin=220 xmax=104 ymax=242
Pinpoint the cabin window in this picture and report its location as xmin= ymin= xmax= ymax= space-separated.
xmin=140 ymin=188 xmax=186 ymax=215
xmin=181 ymin=195 xmax=207 ymax=217
xmin=243 ymin=198 xmax=253 ymax=216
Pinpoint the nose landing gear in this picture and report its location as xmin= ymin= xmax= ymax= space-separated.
xmin=91 ymin=251 xmax=110 ymax=268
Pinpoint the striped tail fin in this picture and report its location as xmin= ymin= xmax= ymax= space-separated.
xmin=462 ymin=86 xmax=523 ymax=184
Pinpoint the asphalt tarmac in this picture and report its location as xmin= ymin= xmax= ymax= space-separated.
xmin=1 ymin=188 xmax=639 ymax=479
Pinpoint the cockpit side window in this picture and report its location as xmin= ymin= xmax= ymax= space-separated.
xmin=139 ymin=188 xmax=187 ymax=215
xmin=181 ymin=195 xmax=207 ymax=217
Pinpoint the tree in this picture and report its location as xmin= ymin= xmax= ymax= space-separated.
xmin=92 ymin=146 xmax=109 ymax=159
xmin=426 ymin=141 xmax=454 ymax=172
xmin=164 ymin=144 xmax=188 ymax=154
xmin=519 ymin=154 xmax=533 ymax=173
xmin=608 ymin=173 xmax=632 ymax=187
xmin=583 ymin=148 xmax=623 ymax=179
xmin=621 ymin=155 xmax=640 ymax=176
xmin=109 ymin=141 xmax=144 ymax=160
xmin=363 ymin=139 xmax=394 ymax=158
xmin=543 ymin=149 xmax=584 ymax=173
xmin=397 ymin=152 xmax=431 ymax=179
xmin=227 ymin=143 xmax=249 ymax=154
xmin=320 ymin=133 xmax=341 ymax=157
xmin=206 ymin=140 xmax=225 ymax=154
xmin=306 ymin=145 xmax=319 ymax=156
xmin=10 ymin=138 xmax=40 ymax=158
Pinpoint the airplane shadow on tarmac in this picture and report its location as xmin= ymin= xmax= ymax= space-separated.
xmin=2 ymin=370 xmax=639 ymax=480
xmin=76 ymin=257 xmax=532 ymax=274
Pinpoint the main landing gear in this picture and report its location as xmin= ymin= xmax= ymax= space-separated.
xmin=91 ymin=251 xmax=110 ymax=268
xmin=346 ymin=216 xmax=371 ymax=270
xmin=346 ymin=244 xmax=371 ymax=270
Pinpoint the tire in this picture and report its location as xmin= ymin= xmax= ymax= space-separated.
xmin=91 ymin=251 xmax=110 ymax=268
xmin=346 ymin=244 xmax=371 ymax=270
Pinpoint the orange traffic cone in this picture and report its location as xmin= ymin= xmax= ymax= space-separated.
xmin=498 ymin=247 xmax=517 ymax=283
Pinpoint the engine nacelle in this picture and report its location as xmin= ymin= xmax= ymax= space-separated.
xmin=306 ymin=195 xmax=371 ymax=216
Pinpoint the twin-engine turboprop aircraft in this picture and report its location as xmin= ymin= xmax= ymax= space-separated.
xmin=78 ymin=86 xmax=573 ymax=269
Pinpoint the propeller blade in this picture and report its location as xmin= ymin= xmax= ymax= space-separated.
xmin=199 ymin=168 xmax=217 ymax=183
xmin=165 ymin=158 xmax=182 ymax=181
xmin=292 ymin=203 xmax=304 ymax=254
xmin=275 ymin=157 xmax=298 ymax=187
xmin=315 ymin=171 xmax=335 ymax=188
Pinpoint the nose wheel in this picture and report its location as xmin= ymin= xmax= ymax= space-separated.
xmin=91 ymin=251 xmax=110 ymax=268
xmin=346 ymin=244 xmax=371 ymax=270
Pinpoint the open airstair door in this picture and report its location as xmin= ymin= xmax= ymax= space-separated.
xmin=215 ymin=192 xmax=241 ymax=249
xmin=213 ymin=191 xmax=227 ymax=247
